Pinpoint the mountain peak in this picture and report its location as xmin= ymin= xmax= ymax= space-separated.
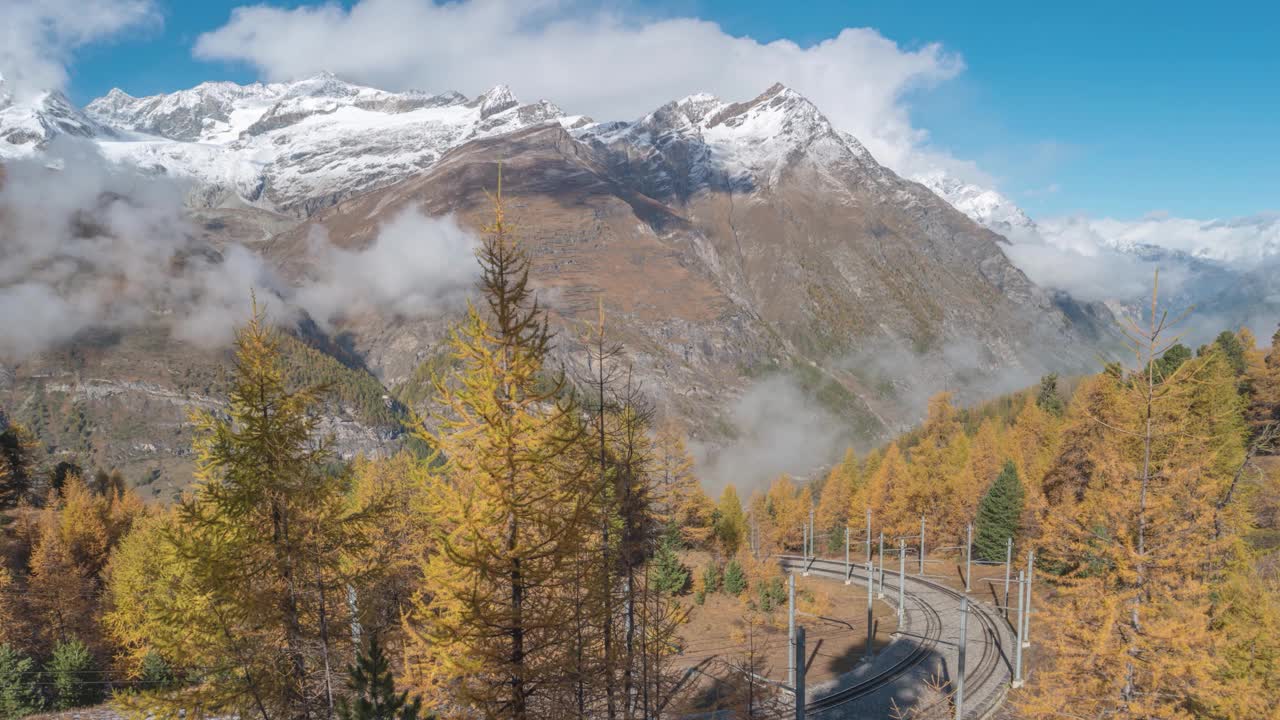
xmin=760 ymin=81 xmax=791 ymax=97
xmin=472 ymin=84 xmax=519 ymax=119
xmin=285 ymin=71 xmax=362 ymax=99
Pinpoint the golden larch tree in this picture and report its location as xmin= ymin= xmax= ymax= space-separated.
xmin=26 ymin=472 xmax=142 ymax=657
xmin=1021 ymin=280 xmax=1248 ymax=719
xmin=815 ymin=448 xmax=859 ymax=551
xmin=715 ymin=484 xmax=748 ymax=557
xmin=164 ymin=302 xmax=371 ymax=720
xmin=404 ymin=181 xmax=595 ymax=720
xmin=652 ymin=423 xmax=714 ymax=548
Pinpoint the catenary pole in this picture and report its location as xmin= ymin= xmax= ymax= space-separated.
xmin=877 ymin=531 xmax=885 ymax=598
xmin=810 ymin=506 xmax=816 ymax=559
xmin=844 ymin=526 xmax=851 ymax=584
xmin=897 ymin=539 xmax=906 ymax=623
xmin=865 ymin=560 xmax=875 ymax=661
xmin=794 ymin=626 xmax=806 ymax=720
xmin=865 ymin=507 xmax=872 ymax=562
xmin=1022 ymin=550 xmax=1035 ymax=648
xmin=788 ymin=573 xmax=796 ymax=686
xmin=1003 ymin=537 xmax=1012 ymax=622
xmin=965 ymin=523 xmax=973 ymax=593
xmin=1013 ymin=569 xmax=1025 ymax=687
xmin=956 ymin=597 xmax=968 ymax=719
xmin=919 ymin=515 xmax=926 ymax=575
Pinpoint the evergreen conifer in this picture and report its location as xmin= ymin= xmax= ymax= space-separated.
xmin=723 ymin=559 xmax=747 ymax=596
xmin=338 ymin=635 xmax=427 ymax=720
xmin=974 ymin=461 xmax=1023 ymax=561
xmin=651 ymin=537 xmax=689 ymax=595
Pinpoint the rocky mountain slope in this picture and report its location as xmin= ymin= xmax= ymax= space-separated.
xmin=263 ymin=84 xmax=1106 ymax=458
xmin=1 ymin=75 xmax=1118 ymax=491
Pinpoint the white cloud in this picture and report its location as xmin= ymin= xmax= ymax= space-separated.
xmin=693 ymin=375 xmax=844 ymax=497
xmin=1000 ymin=211 xmax=1280 ymax=304
xmin=194 ymin=0 xmax=963 ymax=175
xmin=1002 ymin=234 xmax=1188 ymax=303
xmin=0 ymin=0 xmax=159 ymax=101
xmin=1039 ymin=212 xmax=1280 ymax=266
xmin=0 ymin=138 xmax=279 ymax=359
xmin=294 ymin=209 xmax=479 ymax=327
xmin=0 ymin=139 xmax=483 ymax=360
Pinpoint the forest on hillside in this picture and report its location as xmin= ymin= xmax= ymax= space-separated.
xmin=2 ymin=191 xmax=1280 ymax=720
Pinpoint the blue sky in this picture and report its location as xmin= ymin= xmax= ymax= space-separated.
xmin=61 ymin=0 xmax=1278 ymax=221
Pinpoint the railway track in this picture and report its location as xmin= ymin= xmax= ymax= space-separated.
xmin=777 ymin=555 xmax=1012 ymax=719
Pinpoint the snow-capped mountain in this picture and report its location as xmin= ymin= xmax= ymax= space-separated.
xmin=913 ymin=170 xmax=1280 ymax=341
xmin=914 ymin=170 xmax=1039 ymax=243
xmin=574 ymin=83 xmax=891 ymax=203
xmin=1 ymin=72 xmax=584 ymax=216
xmin=0 ymin=73 xmax=109 ymax=154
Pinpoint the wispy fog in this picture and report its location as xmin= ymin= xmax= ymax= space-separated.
xmin=693 ymin=375 xmax=844 ymax=497
xmin=0 ymin=140 xmax=480 ymax=361
xmin=294 ymin=211 xmax=478 ymax=328
xmin=0 ymin=139 xmax=279 ymax=358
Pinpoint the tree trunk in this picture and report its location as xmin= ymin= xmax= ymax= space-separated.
xmin=273 ymin=502 xmax=310 ymax=719
xmin=318 ymin=580 xmax=335 ymax=718
xmin=509 ymin=511 xmax=527 ymax=720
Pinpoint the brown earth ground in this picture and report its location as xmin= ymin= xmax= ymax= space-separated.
xmin=671 ymin=551 xmax=903 ymax=713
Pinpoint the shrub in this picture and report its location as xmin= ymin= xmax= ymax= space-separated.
xmin=758 ymin=577 xmax=786 ymax=612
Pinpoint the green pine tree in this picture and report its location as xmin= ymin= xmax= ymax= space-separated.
xmin=0 ymin=644 xmax=41 ymax=720
xmin=1213 ymin=330 xmax=1247 ymax=375
xmin=1156 ymin=343 xmax=1192 ymax=380
xmin=0 ymin=421 xmax=38 ymax=510
xmin=651 ymin=536 xmax=689 ymax=595
xmin=338 ymin=634 xmax=428 ymax=720
xmin=47 ymin=638 xmax=101 ymax=710
xmin=723 ymin=559 xmax=747 ymax=596
xmin=1035 ymin=374 xmax=1065 ymax=417
xmin=702 ymin=563 xmax=721 ymax=594
xmin=973 ymin=461 xmax=1024 ymax=562
xmin=757 ymin=578 xmax=786 ymax=612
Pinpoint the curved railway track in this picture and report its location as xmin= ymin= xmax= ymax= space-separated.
xmin=777 ymin=555 xmax=1012 ymax=719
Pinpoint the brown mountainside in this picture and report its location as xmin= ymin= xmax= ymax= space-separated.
xmin=2 ymin=84 xmax=1115 ymax=492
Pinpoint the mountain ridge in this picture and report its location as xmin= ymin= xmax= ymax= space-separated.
xmin=1 ymin=73 xmax=1121 ymax=491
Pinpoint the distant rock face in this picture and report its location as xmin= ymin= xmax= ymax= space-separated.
xmin=86 ymin=82 xmax=279 ymax=141
xmin=471 ymin=84 xmax=519 ymax=119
